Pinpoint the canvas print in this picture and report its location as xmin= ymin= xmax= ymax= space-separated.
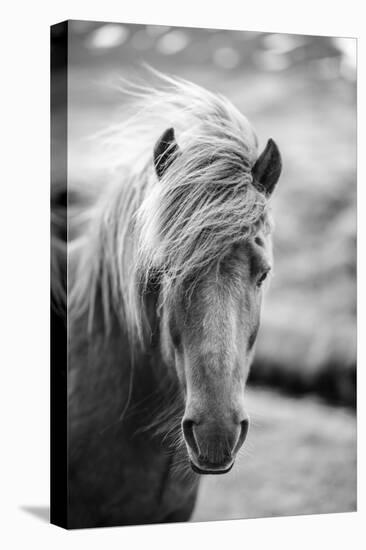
xmin=51 ymin=20 xmax=356 ymax=529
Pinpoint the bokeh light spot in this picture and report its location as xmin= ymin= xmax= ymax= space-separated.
xmin=156 ymin=30 xmax=189 ymax=55
xmin=86 ymin=24 xmax=129 ymax=49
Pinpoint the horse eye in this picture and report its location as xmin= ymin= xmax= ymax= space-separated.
xmin=256 ymin=270 xmax=270 ymax=287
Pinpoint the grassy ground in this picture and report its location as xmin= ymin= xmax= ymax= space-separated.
xmin=193 ymin=387 xmax=356 ymax=521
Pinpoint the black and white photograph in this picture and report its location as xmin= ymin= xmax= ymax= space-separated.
xmin=2 ymin=3 xmax=363 ymax=548
xmin=50 ymin=20 xmax=356 ymax=529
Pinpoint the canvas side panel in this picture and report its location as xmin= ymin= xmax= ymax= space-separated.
xmin=50 ymin=20 xmax=68 ymax=529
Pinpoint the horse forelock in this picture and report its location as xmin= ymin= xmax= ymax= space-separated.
xmin=67 ymin=71 xmax=273 ymax=348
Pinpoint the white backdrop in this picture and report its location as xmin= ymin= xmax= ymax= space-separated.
xmin=0 ymin=1 xmax=363 ymax=548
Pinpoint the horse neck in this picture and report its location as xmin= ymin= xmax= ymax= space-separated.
xmin=71 ymin=282 xmax=182 ymax=435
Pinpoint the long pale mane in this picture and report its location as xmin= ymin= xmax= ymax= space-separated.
xmin=66 ymin=71 xmax=271 ymax=346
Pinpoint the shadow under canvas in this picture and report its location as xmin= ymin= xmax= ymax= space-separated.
xmin=20 ymin=506 xmax=49 ymax=523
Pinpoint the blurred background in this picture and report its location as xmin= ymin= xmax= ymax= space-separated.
xmin=52 ymin=21 xmax=356 ymax=520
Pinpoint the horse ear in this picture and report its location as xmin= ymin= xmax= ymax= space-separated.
xmin=154 ymin=127 xmax=180 ymax=179
xmin=252 ymin=139 xmax=282 ymax=197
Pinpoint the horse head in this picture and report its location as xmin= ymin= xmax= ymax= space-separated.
xmin=137 ymin=125 xmax=282 ymax=474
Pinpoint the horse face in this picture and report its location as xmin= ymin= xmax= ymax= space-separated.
xmin=152 ymin=128 xmax=281 ymax=474
xmin=160 ymin=232 xmax=272 ymax=474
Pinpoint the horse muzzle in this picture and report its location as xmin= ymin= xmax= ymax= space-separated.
xmin=182 ymin=416 xmax=249 ymax=475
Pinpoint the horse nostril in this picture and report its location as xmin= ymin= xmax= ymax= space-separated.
xmin=182 ymin=418 xmax=199 ymax=456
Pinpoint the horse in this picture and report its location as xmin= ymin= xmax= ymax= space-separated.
xmin=51 ymin=72 xmax=282 ymax=528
